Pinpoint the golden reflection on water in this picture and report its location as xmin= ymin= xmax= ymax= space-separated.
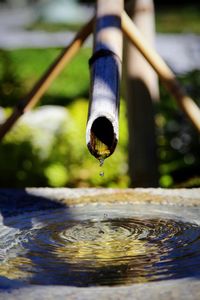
xmin=0 ymin=256 xmax=32 ymax=280
xmin=1 ymin=216 xmax=200 ymax=286
xmin=54 ymin=221 xmax=155 ymax=266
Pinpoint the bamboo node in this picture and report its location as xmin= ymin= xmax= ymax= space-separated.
xmin=88 ymin=49 xmax=121 ymax=67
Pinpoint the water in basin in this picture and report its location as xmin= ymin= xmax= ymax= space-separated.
xmin=1 ymin=203 xmax=200 ymax=286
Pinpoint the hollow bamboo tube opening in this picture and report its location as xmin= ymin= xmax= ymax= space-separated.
xmin=86 ymin=0 xmax=123 ymax=159
xmin=88 ymin=116 xmax=116 ymax=159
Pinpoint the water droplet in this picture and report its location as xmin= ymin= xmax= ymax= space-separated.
xmin=99 ymin=157 xmax=105 ymax=177
xmin=99 ymin=171 xmax=104 ymax=177
xmin=99 ymin=158 xmax=104 ymax=167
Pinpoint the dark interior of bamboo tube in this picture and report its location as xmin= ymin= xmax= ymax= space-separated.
xmin=91 ymin=117 xmax=114 ymax=147
xmin=89 ymin=116 xmax=116 ymax=158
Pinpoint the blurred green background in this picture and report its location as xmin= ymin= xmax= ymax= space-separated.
xmin=0 ymin=1 xmax=200 ymax=188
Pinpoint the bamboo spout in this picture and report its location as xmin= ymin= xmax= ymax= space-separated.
xmin=86 ymin=113 xmax=117 ymax=159
xmin=86 ymin=0 xmax=123 ymax=160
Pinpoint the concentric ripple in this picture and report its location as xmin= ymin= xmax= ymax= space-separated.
xmin=1 ymin=208 xmax=200 ymax=286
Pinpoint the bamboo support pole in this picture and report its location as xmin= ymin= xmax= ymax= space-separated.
xmin=0 ymin=17 xmax=94 ymax=141
xmin=86 ymin=0 xmax=123 ymax=160
xmin=125 ymin=0 xmax=159 ymax=101
xmin=125 ymin=0 xmax=158 ymax=187
xmin=122 ymin=11 xmax=200 ymax=133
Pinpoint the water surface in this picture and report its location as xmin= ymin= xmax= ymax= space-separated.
xmin=1 ymin=205 xmax=200 ymax=286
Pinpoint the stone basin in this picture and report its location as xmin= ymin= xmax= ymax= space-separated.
xmin=0 ymin=188 xmax=200 ymax=300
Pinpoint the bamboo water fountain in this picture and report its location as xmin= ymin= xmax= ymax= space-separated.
xmin=0 ymin=1 xmax=200 ymax=298
xmin=0 ymin=0 xmax=200 ymax=147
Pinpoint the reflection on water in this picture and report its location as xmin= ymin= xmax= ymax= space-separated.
xmin=1 ymin=208 xmax=200 ymax=286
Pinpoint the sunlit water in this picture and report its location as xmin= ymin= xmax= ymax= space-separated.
xmin=1 ymin=205 xmax=200 ymax=286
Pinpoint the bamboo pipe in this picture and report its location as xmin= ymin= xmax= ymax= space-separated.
xmin=122 ymin=11 xmax=200 ymax=133
xmin=86 ymin=0 xmax=123 ymax=160
xmin=0 ymin=17 xmax=94 ymax=141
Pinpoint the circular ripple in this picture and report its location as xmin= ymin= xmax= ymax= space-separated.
xmin=1 ymin=210 xmax=200 ymax=286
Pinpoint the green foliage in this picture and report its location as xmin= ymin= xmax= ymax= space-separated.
xmin=0 ymin=99 xmax=129 ymax=188
xmin=26 ymin=21 xmax=83 ymax=32
xmin=0 ymin=124 xmax=48 ymax=187
xmin=156 ymin=5 xmax=200 ymax=33
xmin=25 ymin=5 xmax=200 ymax=34
xmin=0 ymin=48 xmax=91 ymax=107
xmin=156 ymin=70 xmax=200 ymax=187
xmin=0 ymin=50 xmax=23 ymax=107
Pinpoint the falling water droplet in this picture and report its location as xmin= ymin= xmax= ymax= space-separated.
xmin=99 ymin=157 xmax=105 ymax=177
xmin=99 ymin=158 xmax=104 ymax=167
xmin=100 ymin=171 xmax=104 ymax=177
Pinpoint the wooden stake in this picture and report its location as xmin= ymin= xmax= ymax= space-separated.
xmin=0 ymin=17 xmax=94 ymax=141
xmin=125 ymin=0 xmax=158 ymax=187
xmin=86 ymin=0 xmax=123 ymax=159
xmin=122 ymin=11 xmax=200 ymax=132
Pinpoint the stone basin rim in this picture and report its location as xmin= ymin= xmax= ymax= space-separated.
xmin=19 ymin=187 xmax=200 ymax=207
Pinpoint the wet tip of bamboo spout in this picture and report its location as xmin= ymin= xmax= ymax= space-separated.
xmin=86 ymin=116 xmax=118 ymax=160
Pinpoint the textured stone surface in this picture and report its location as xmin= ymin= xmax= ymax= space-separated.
xmin=25 ymin=187 xmax=200 ymax=207
xmin=1 ymin=279 xmax=200 ymax=300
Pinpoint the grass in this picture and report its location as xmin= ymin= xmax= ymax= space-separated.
xmin=26 ymin=21 xmax=83 ymax=32
xmin=0 ymin=48 xmax=91 ymax=107
xmin=26 ymin=5 xmax=200 ymax=34
xmin=156 ymin=5 xmax=200 ymax=33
